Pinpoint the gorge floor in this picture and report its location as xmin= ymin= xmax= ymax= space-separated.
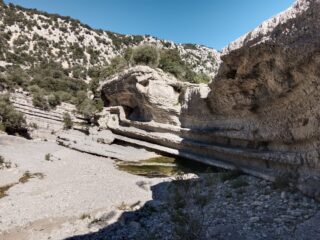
xmin=0 ymin=135 xmax=165 ymax=240
xmin=0 ymin=135 xmax=319 ymax=240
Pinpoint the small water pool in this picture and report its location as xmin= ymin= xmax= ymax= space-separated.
xmin=115 ymin=155 xmax=217 ymax=178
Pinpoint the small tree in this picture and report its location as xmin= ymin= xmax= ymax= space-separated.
xmin=0 ymin=94 xmax=26 ymax=134
xmin=48 ymin=93 xmax=61 ymax=108
xmin=62 ymin=112 xmax=73 ymax=130
xmin=32 ymin=93 xmax=50 ymax=111
xmin=89 ymin=78 xmax=100 ymax=97
xmin=76 ymin=98 xmax=97 ymax=121
xmin=159 ymin=49 xmax=186 ymax=79
xmin=131 ymin=45 xmax=159 ymax=68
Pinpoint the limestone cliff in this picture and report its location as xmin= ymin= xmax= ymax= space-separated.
xmin=100 ymin=66 xmax=186 ymax=126
xmin=100 ymin=0 xmax=320 ymax=200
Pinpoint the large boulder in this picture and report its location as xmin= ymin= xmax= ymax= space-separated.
xmin=100 ymin=66 xmax=185 ymax=126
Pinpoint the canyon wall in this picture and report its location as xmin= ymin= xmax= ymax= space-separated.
xmin=100 ymin=0 xmax=320 ymax=199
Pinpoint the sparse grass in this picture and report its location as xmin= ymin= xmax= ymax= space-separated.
xmin=29 ymin=122 xmax=38 ymax=129
xmin=117 ymin=201 xmax=130 ymax=211
xmin=45 ymin=153 xmax=52 ymax=161
xmin=0 ymin=183 xmax=15 ymax=199
xmin=19 ymin=171 xmax=45 ymax=184
xmin=80 ymin=213 xmax=91 ymax=220
xmin=0 ymin=171 xmax=45 ymax=199
xmin=0 ymin=155 xmax=4 ymax=165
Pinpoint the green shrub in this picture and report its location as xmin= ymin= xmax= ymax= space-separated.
xmin=123 ymin=47 xmax=133 ymax=62
xmin=100 ymin=56 xmax=128 ymax=79
xmin=45 ymin=153 xmax=51 ymax=161
xmin=131 ymin=45 xmax=159 ymax=67
xmin=27 ymin=85 xmax=42 ymax=94
xmin=2 ymin=67 xmax=30 ymax=89
xmin=32 ymin=93 xmax=50 ymax=111
xmin=62 ymin=112 xmax=73 ymax=130
xmin=55 ymin=91 xmax=73 ymax=102
xmin=76 ymin=98 xmax=97 ymax=120
xmin=183 ymin=43 xmax=198 ymax=50
xmin=48 ymin=93 xmax=61 ymax=108
xmin=184 ymin=70 xmax=211 ymax=84
xmin=0 ymin=94 xmax=26 ymax=134
xmin=159 ymin=49 xmax=186 ymax=79
xmin=158 ymin=49 xmax=211 ymax=84
xmin=73 ymin=88 xmax=103 ymax=121
xmin=29 ymin=122 xmax=38 ymax=129
xmin=89 ymin=78 xmax=100 ymax=97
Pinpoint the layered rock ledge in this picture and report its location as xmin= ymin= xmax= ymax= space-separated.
xmin=99 ymin=0 xmax=320 ymax=200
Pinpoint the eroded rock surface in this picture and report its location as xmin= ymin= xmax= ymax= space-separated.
xmin=203 ymin=0 xmax=320 ymax=198
xmin=100 ymin=66 xmax=185 ymax=126
xmin=100 ymin=0 xmax=320 ymax=200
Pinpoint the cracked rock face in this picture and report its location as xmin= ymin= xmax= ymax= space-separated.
xmin=100 ymin=66 xmax=185 ymax=126
xmin=202 ymin=0 xmax=320 ymax=197
xmin=100 ymin=0 xmax=320 ymax=199
xmin=208 ymin=0 xmax=320 ymax=142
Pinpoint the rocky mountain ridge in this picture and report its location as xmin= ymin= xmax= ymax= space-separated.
xmin=0 ymin=1 xmax=220 ymax=81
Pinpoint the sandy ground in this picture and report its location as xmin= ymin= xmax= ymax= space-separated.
xmin=0 ymin=135 xmax=165 ymax=240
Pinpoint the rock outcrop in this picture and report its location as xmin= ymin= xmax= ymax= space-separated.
xmin=100 ymin=0 xmax=320 ymax=200
xmin=100 ymin=66 xmax=186 ymax=126
xmin=203 ymin=0 xmax=320 ymax=197
xmin=10 ymin=92 xmax=86 ymax=140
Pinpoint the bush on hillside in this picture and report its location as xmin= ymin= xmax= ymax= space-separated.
xmin=32 ymin=92 xmax=50 ymax=111
xmin=48 ymin=93 xmax=61 ymax=108
xmin=158 ymin=49 xmax=212 ymax=84
xmin=0 ymin=94 xmax=26 ymax=134
xmin=76 ymin=98 xmax=97 ymax=120
xmin=99 ymin=56 xmax=128 ymax=79
xmin=131 ymin=45 xmax=159 ymax=68
xmin=73 ymin=91 xmax=103 ymax=122
xmin=0 ymin=67 xmax=30 ymax=90
xmin=159 ymin=49 xmax=186 ymax=79
xmin=185 ymin=70 xmax=211 ymax=84
xmin=62 ymin=112 xmax=73 ymax=130
xmin=89 ymin=78 xmax=100 ymax=97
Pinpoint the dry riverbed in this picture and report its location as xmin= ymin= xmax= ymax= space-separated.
xmin=1 ymin=135 xmax=320 ymax=240
xmin=0 ymin=135 xmax=167 ymax=240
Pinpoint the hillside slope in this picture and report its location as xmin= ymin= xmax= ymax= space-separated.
xmin=0 ymin=1 xmax=220 ymax=83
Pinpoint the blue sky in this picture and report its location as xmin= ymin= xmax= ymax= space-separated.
xmin=5 ymin=0 xmax=295 ymax=50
